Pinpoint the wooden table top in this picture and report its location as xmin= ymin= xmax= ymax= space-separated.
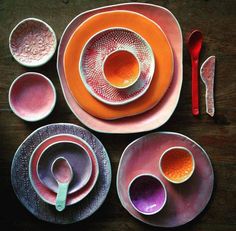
xmin=0 ymin=0 xmax=235 ymax=230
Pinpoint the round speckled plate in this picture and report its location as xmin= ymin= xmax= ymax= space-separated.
xmin=117 ymin=132 xmax=214 ymax=227
xmin=11 ymin=123 xmax=112 ymax=224
xmin=79 ymin=27 xmax=155 ymax=105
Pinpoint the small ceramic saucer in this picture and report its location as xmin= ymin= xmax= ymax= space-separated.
xmin=117 ymin=132 xmax=214 ymax=227
xmin=79 ymin=27 xmax=155 ymax=105
xmin=11 ymin=123 xmax=111 ymax=224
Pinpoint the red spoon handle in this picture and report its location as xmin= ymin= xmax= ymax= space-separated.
xmin=191 ymin=59 xmax=199 ymax=116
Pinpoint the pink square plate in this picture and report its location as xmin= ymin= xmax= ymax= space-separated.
xmin=57 ymin=2 xmax=182 ymax=133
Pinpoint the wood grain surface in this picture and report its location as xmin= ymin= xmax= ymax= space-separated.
xmin=0 ymin=0 xmax=235 ymax=230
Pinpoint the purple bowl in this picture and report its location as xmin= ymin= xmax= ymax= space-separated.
xmin=37 ymin=141 xmax=92 ymax=194
xmin=128 ymin=174 xmax=167 ymax=215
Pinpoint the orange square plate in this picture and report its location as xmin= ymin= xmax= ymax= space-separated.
xmin=64 ymin=10 xmax=173 ymax=120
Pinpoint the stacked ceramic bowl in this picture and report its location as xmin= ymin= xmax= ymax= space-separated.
xmin=11 ymin=123 xmax=111 ymax=224
xmin=57 ymin=4 xmax=183 ymax=134
xmin=29 ymin=135 xmax=99 ymax=210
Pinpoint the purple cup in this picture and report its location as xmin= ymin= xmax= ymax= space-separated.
xmin=128 ymin=174 xmax=167 ymax=215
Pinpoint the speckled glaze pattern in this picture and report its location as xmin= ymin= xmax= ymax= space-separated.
xmin=117 ymin=132 xmax=214 ymax=227
xmin=80 ymin=28 xmax=155 ymax=105
xmin=10 ymin=19 xmax=56 ymax=66
xmin=11 ymin=123 xmax=112 ymax=224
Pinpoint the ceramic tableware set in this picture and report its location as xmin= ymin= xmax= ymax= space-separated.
xmin=9 ymin=2 xmax=214 ymax=227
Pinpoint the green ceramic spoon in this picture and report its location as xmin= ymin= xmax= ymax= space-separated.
xmin=51 ymin=157 xmax=73 ymax=212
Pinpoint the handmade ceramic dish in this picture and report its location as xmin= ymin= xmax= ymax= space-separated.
xmin=9 ymin=18 xmax=57 ymax=67
xmin=57 ymin=2 xmax=182 ymax=133
xmin=103 ymin=49 xmax=141 ymax=89
xmin=9 ymin=72 xmax=56 ymax=122
xmin=37 ymin=141 xmax=93 ymax=194
xmin=29 ymin=133 xmax=99 ymax=206
xmin=117 ymin=132 xmax=214 ymax=227
xmin=159 ymin=146 xmax=195 ymax=184
xmin=128 ymin=174 xmax=167 ymax=215
xmin=11 ymin=124 xmax=111 ymax=224
xmin=64 ymin=10 xmax=173 ymax=119
xmin=79 ymin=27 xmax=155 ymax=105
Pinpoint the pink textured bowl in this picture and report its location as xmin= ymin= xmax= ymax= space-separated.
xmin=79 ymin=27 xmax=154 ymax=105
xmin=9 ymin=72 xmax=56 ymax=122
xmin=9 ymin=18 xmax=57 ymax=67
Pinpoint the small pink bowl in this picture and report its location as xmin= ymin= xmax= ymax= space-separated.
xmin=9 ymin=18 xmax=57 ymax=67
xmin=9 ymin=72 xmax=56 ymax=122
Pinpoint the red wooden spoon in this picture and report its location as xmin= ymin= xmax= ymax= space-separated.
xmin=187 ymin=30 xmax=203 ymax=116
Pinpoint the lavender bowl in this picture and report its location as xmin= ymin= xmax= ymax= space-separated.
xmin=128 ymin=174 xmax=167 ymax=215
xmin=37 ymin=141 xmax=92 ymax=194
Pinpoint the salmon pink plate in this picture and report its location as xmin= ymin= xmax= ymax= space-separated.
xmin=57 ymin=2 xmax=182 ymax=133
xmin=11 ymin=123 xmax=111 ymax=224
xmin=117 ymin=132 xmax=214 ymax=227
xmin=79 ymin=27 xmax=155 ymax=105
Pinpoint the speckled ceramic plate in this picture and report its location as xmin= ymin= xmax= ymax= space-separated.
xmin=79 ymin=27 xmax=155 ymax=105
xmin=11 ymin=123 xmax=111 ymax=224
xmin=117 ymin=132 xmax=214 ymax=227
xmin=57 ymin=2 xmax=183 ymax=133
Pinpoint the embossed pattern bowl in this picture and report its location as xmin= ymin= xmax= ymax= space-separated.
xmin=79 ymin=27 xmax=155 ymax=106
xmin=9 ymin=18 xmax=57 ymax=67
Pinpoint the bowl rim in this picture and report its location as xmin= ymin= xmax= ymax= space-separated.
xmin=79 ymin=26 xmax=155 ymax=106
xmin=159 ymin=146 xmax=196 ymax=184
xmin=9 ymin=17 xmax=57 ymax=67
xmin=128 ymin=173 xmax=167 ymax=215
xmin=8 ymin=72 xmax=56 ymax=122
xmin=102 ymin=49 xmax=141 ymax=89
xmin=36 ymin=140 xmax=93 ymax=194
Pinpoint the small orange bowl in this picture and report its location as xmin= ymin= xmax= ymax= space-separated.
xmin=103 ymin=50 xmax=140 ymax=89
xmin=159 ymin=147 xmax=195 ymax=184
